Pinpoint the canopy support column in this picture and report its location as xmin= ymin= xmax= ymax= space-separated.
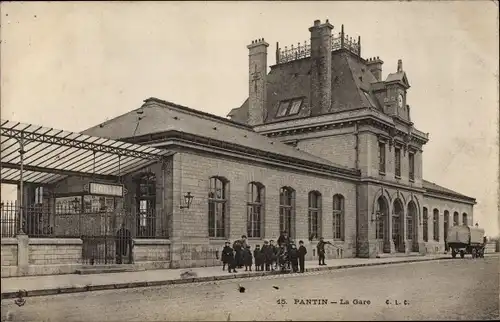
xmin=17 ymin=134 xmax=26 ymax=235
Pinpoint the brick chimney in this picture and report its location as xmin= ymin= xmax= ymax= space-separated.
xmin=366 ymin=57 xmax=384 ymax=81
xmin=309 ymin=19 xmax=333 ymax=115
xmin=247 ymin=38 xmax=269 ymax=126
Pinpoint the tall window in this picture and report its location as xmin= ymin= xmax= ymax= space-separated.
xmin=332 ymin=194 xmax=345 ymax=240
xmin=247 ymin=182 xmax=264 ymax=238
xmin=279 ymin=187 xmax=295 ymax=238
xmin=462 ymin=213 xmax=468 ymax=225
xmin=395 ymin=148 xmax=401 ymax=177
xmin=34 ymin=187 xmax=44 ymax=205
xmin=423 ymin=207 xmax=428 ymax=242
xmin=379 ymin=142 xmax=386 ymax=173
xmin=376 ymin=197 xmax=387 ymax=240
xmin=453 ymin=212 xmax=459 ymax=226
xmin=208 ymin=177 xmax=228 ymax=238
xmin=136 ymin=172 xmax=156 ymax=237
xmin=409 ymin=152 xmax=415 ymax=181
xmin=308 ymin=191 xmax=321 ymax=240
xmin=433 ymin=209 xmax=439 ymax=241
xmin=406 ymin=207 xmax=413 ymax=241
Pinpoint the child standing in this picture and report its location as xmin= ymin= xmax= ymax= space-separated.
xmin=298 ymin=240 xmax=307 ymax=273
xmin=289 ymin=243 xmax=299 ymax=273
xmin=243 ymin=245 xmax=253 ymax=271
xmin=221 ymin=241 xmax=233 ymax=271
xmin=253 ymin=245 xmax=263 ymax=271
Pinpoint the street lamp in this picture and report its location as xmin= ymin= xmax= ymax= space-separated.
xmin=180 ymin=192 xmax=194 ymax=209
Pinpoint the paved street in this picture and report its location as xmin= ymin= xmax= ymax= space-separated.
xmin=2 ymin=255 xmax=498 ymax=321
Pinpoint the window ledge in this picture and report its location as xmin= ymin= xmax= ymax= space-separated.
xmin=395 ymin=175 xmax=401 ymax=180
xmin=379 ymin=171 xmax=386 ymax=176
xmin=409 ymin=178 xmax=415 ymax=183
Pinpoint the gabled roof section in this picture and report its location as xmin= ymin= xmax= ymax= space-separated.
xmin=385 ymin=71 xmax=410 ymax=88
xmin=82 ymin=98 xmax=358 ymax=174
xmin=226 ymin=99 xmax=249 ymax=124
xmin=423 ymin=179 xmax=476 ymax=202
xmin=230 ymin=50 xmax=385 ymax=125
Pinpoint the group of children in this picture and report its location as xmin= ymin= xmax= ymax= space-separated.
xmin=220 ymin=234 xmax=308 ymax=274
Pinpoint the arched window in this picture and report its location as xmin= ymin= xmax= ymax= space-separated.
xmin=406 ymin=205 xmax=413 ymax=242
xmin=423 ymin=207 xmax=428 ymax=242
xmin=453 ymin=211 xmax=459 ymax=226
xmin=332 ymin=194 xmax=345 ymax=241
xmin=462 ymin=213 xmax=468 ymax=226
xmin=279 ymin=187 xmax=295 ymax=238
xmin=433 ymin=209 xmax=439 ymax=241
xmin=136 ymin=172 xmax=157 ymax=237
xmin=208 ymin=177 xmax=228 ymax=238
xmin=376 ymin=197 xmax=388 ymax=240
xmin=308 ymin=191 xmax=322 ymax=240
xmin=247 ymin=182 xmax=264 ymax=238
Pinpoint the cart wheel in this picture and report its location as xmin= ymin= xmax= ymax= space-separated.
xmin=452 ymin=249 xmax=457 ymax=258
xmin=460 ymin=250 xmax=465 ymax=258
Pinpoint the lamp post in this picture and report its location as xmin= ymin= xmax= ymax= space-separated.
xmin=180 ymin=192 xmax=194 ymax=209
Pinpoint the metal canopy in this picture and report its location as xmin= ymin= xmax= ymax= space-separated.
xmin=1 ymin=119 xmax=173 ymax=185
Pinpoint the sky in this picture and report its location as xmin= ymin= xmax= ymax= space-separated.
xmin=1 ymin=1 xmax=499 ymax=236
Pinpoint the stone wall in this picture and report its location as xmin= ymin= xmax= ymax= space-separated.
xmin=1 ymin=238 xmax=18 ymax=267
xmin=132 ymin=239 xmax=171 ymax=270
xmin=1 ymin=236 xmax=83 ymax=278
xmin=422 ymin=195 xmax=474 ymax=254
xmin=168 ymin=150 xmax=357 ymax=268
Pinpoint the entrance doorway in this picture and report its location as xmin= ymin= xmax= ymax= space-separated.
xmin=392 ymin=199 xmax=404 ymax=253
xmin=407 ymin=201 xmax=419 ymax=252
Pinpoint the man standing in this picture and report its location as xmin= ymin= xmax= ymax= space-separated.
xmin=115 ymin=223 xmax=133 ymax=264
xmin=298 ymin=240 xmax=307 ymax=273
xmin=316 ymin=237 xmax=332 ymax=266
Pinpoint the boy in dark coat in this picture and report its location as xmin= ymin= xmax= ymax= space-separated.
xmin=298 ymin=240 xmax=307 ymax=273
xmin=243 ymin=245 xmax=253 ymax=271
xmin=288 ymin=243 xmax=299 ymax=273
xmin=221 ymin=241 xmax=233 ymax=271
xmin=233 ymin=239 xmax=243 ymax=268
xmin=262 ymin=240 xmax=274 ymax=271
xmin=253 ymin=245 xmax=264 ymax=271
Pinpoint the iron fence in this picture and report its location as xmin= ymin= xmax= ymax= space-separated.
xmin=1 ymin=201 xmax=167 ymax=239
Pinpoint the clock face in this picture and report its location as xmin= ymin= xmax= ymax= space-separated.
xmin=397 ymin=94 xmax=404 ymax=108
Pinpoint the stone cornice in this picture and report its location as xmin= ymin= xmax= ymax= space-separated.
xmin=360 ymin=177 xmax=426 ymax=194
xmin=154 ymin=140 xmax=360 ymax=183
xmin=255 ymin=108 xmax=429 ymax=146
xmin=123 ymin=130 xmax=361 ymax=181
xmin=423 ymin=190 xmax=477 ymax=205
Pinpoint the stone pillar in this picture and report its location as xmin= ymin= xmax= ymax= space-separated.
xmin=16 ymin=234 xmax=29 ymax=276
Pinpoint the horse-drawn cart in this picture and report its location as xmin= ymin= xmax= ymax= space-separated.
xmin=447 ymin=225 xmax=486 ymax=259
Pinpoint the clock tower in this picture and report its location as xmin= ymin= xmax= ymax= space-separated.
xmin=384 ymin=59 xmax=411 ymax=122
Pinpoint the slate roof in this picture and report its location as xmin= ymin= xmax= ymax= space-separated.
xmin=82 ymin=97 xmax=356 ymax=172
xmin=227 ymin=50 xmax=383 ymax=124
xmin=385 ymin=71 xmax=410 ymax=87
xmin=422 ymin=180 xmax=475 ymax=201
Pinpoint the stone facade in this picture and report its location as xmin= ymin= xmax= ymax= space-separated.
xmin=167 ymin=150 xmax=357 ymax=267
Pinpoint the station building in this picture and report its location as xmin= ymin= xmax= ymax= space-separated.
xmin=2 ymin=20 xmax=476 ymax=270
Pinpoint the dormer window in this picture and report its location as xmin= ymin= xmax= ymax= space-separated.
xmin=275 ymin=98 xmax=304 ymax=117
